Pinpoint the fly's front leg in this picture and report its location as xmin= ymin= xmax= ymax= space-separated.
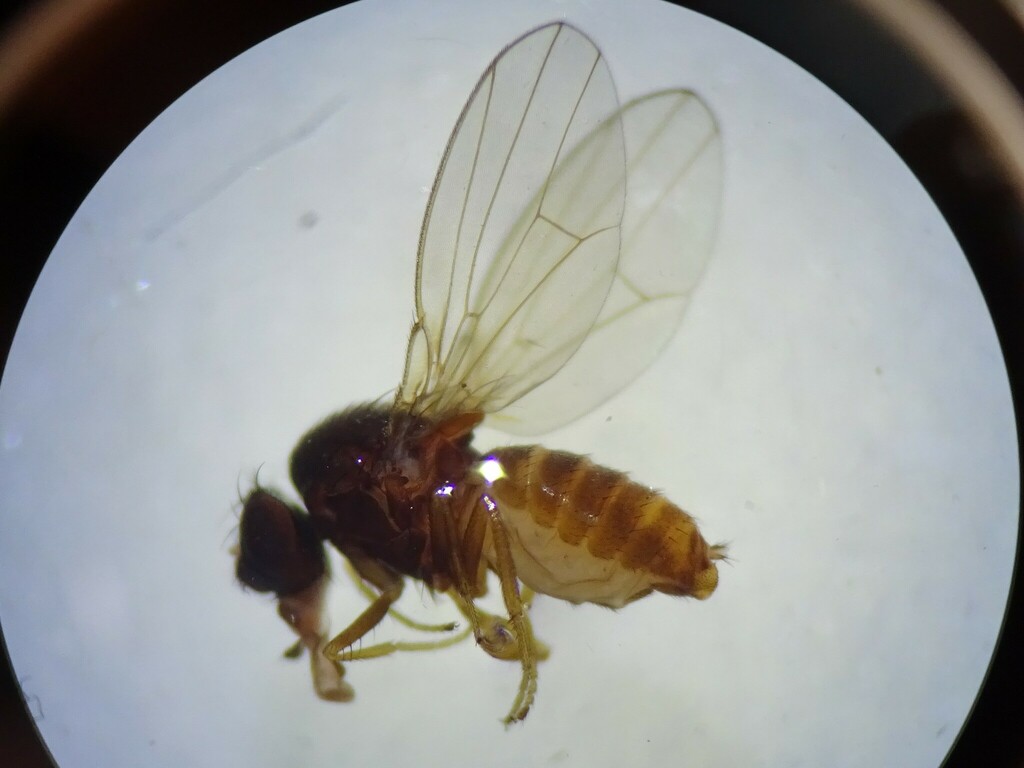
xmin=235 ymin=488 xmax=352 ymax=701
xmin=277 ymin=577 xmax=353 ymax=702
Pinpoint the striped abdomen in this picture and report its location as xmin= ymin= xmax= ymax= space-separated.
xmin=483 ymin=446 xmax=725 ymax=609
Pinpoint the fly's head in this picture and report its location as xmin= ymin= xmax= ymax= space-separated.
xmin=235 ymin=486 xmax=326 ymax=596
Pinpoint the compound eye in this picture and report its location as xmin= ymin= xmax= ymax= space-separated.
xmin=236 ymin=489 xmax=325 ymax=596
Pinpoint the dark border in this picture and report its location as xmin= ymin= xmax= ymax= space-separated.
xmin=0 ymin=0 xmax=1021 ymax=765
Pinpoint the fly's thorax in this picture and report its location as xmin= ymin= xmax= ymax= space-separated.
xmin=289 ymin=402 xmax=392 ymax=501
xmin=285 ymin=403 xmax=415 ymax=575
xmin=287 ymin=404 xmax=482 ymax=580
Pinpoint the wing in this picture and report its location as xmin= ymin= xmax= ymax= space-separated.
xmin=490 ymin=89 xmax=722 ymax=433
xmin=396 ymin=23 xmax=722 ymax=435
xmin=396 ymin=22 xmax=625 ymax=421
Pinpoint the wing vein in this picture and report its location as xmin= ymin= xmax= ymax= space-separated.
xmin=437 ymin=75 xmax=498 ymax=377
xmin=447 ymin=222 xmax=617 ymax=401
xmin=461 ymin=28 xmax=563 ymax=322
xmin=398 ymin=23 xmax=721 ymax=434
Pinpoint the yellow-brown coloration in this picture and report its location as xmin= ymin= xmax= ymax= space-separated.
xmin=234 ymin=22 xmax=726 ymax=725
xmin=485 ymin=446 xmax=724 ymax=608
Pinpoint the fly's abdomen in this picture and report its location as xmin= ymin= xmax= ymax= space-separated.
xmin=485 ymin=446 xmax=724 ymax=608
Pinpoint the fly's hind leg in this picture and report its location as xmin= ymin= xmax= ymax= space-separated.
xmin=438 ymin=493 xmax=519 ymax=661
xmin=482 ymin=495 xmax=542 ymax=724
xmin=447 ymin=590 xmax=550 ymax=663
xmin=518 ymin=586 xmax=549 ymax=660
xmin=434 ymin=491 xmax=523 ymax=661
xmin=445 ymin=491 xmax=544 ymax=724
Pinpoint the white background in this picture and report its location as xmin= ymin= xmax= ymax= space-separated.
xmin=0 ymin=0 xmax=1017 ymax=766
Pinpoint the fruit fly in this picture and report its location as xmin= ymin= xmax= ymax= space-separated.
xmin=234 ymin=21 xmax=725 ymax=724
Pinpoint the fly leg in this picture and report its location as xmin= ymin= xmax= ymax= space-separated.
xmin=324 ymin=554 xmax=471 ymax=662
xmin=443 ymin=491 xmax=543 ymax=723
xmin=277 ymin=576 xmax=354 ymax=702
xmin=322 ymin=555 xmax=405 ymax=662
xmin=480 ymin=494 xmax=541 ymax=724
xmin=326 ymin=625 xmax=472 ymax=660
xmin=277 ymin=562 xmax=470 ymax=690
xmin=447 ymin=589 xmax=550 ymax=660
xmin=343 ymin=559 xmax=458 ymax=634
xmin=435 ymin=491 xmax=528 ymax=660
xmin=432 ymin=491 xmax=514 ymax=657
xmin=518 ymin=586 xmax=550 ymax=660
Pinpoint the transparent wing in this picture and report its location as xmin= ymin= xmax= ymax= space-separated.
xmin=490 ymin=89 xmax=722 ymax=434
xmin=396 ymin=22 xmax=626 ymax=421
xmin=396 ymin=24 xmax=722 ymax=436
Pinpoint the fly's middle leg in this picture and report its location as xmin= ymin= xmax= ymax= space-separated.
xmin=322 ymin=555 xmax=406 ymax=661
xmin=325 ymin=550 xmax=472 ymax=665
xmin=342 ymin=559 xmax=458 ymax=634
xmin=323 ymin=558 xmax=471 ymax=661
